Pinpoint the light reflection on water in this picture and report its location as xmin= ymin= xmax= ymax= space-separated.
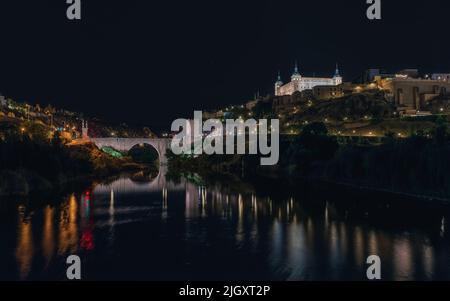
xmin=2 ymin=169 xmax=450 ymax=281
xmin=15 ymin=207 xmax=33 ymax=280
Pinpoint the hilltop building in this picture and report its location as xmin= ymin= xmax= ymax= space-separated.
xmin=362 ymin=68 xmax=450 ymax=115
xmin=275 ymin=63 xmax=343 ymax=96
xmin=82 ymin=120 xmax=89 ymax=139
xmin=364 ymin=68 xmax=421 ymax=83
xmin=379 ymin=77 xmax=450 ymax=114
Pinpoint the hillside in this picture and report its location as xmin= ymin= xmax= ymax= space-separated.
xmin=0 ymin=96 xmax=157 ymax=140
xmin=280 ymin=91 xmax=445 ymax=137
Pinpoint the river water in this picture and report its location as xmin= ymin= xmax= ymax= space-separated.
xmin=1 ymin=169 xmax=450 ymax=281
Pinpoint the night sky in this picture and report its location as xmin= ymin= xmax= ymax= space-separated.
xmin=0 ymin=0 xmax=448 ymax=127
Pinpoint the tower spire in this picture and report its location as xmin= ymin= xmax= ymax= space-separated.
xmin=275 ymin=70 xmax=283 ymax=84
xmin=275 ymin=70 xmax=283 ymax=96
xmin=335 ymin=63 xmax=340 ymax=77
xmin=291 ymin=60 xmax=301 ymax=81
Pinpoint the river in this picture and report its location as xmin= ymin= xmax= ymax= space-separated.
xmin=1 ymin=168 xmax=450 ymax=281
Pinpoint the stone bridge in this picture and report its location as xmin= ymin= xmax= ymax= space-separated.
xmin=90 ymin=138 xmax=171 ymax=165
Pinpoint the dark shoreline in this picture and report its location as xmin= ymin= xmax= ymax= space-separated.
xmin=0 ymin=164 xmax=155 ymax=200
xmin=2 ymin=162 xmax=449 ymax=214
xmin=177 ymin=164 xmax=450 ymax=207
xmin=315 ymin=178 xmax=450 ymax=205
xmin=258 ymin=168 xmax=450 ymax=205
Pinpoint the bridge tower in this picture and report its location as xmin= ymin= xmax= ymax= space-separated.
xmin=82 ymin=120 xmax=89 ymax=139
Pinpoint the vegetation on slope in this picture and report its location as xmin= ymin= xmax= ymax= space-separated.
xmin=0 ymin=121 xmax=148 ymax=196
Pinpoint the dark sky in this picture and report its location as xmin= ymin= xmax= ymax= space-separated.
xmin=0 ymin=0 xmax=448 ymax=127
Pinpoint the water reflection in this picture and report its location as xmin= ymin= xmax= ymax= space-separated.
xmin=15 ymin=207 xmax=34 ymax=280
xmin=80 ymin=191 xmax=94 ymax=251
xmin=42 ymin=206 xmax=55 ymax=266
xmin=58 ymin=194 xmax=78 ymax=255
xmin=2 ymin=169 xmax=450 ymax=280
xmin=108 ymin=189 xmax=115 ymax=246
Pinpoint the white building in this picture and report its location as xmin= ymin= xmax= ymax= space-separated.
xmin=275 ymin=63 xmax=343 ymax=96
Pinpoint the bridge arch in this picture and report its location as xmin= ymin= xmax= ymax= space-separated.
xmin=90 ymin=138 xmax=171 ymax=165
xmin=128 ymin=143 xmax=161 ymax=164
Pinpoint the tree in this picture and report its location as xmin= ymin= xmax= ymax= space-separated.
xmin=434 ymin=115 xmax=449 ymax=146
xmin=283 ymin=122 xmax=339 ymax=175
xmin=301 ymin=122 xmax=328 ymax=136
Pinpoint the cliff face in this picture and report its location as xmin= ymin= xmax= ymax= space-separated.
xmin=298 ymin=91 xmax=395 ymax=121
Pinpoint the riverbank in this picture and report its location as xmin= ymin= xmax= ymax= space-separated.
xmin=168 ymin=161 xmax=450 ymax=207
xmin=0 ymin=163 xmax=152 ymax=197
xmin=166 ymin=121 xmax=450 ymax=202
xmin=0 ymin=137 xmax=157 ymax=197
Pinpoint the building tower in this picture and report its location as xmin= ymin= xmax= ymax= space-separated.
xmin=291 ymin=61 xmax=302 ymax=92
xmin=291 ymin=61 xmax=302 ymax=81
xmin=333 ymin=63 xmax=343 ymax=85
xmin=82 ymin=120 xmax=89 ymax=139
xmin=274 ymin=71 xmax=283 ymax=96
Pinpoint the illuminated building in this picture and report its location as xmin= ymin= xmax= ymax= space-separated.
xmin=379 ymin=77 xmax=450 ymax=113
xmin=275 ymin=63 xmax=343 ymax=96
xmin=81 ymin=120 xmax=89 ymax=139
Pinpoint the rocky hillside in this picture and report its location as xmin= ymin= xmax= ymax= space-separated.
xmin=298 ymin=91 xmax=395 ymax=122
